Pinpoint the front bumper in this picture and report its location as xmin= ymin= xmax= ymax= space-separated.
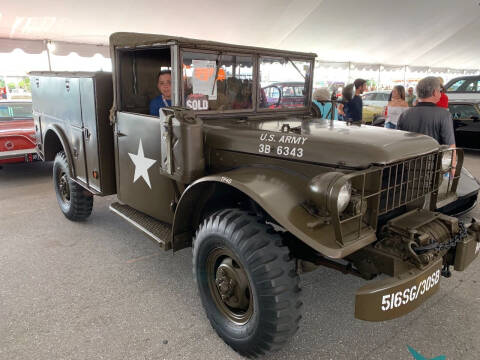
xmin=355 ymin=218 xmax=480 ymax=322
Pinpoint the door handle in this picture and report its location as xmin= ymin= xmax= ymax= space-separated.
xmin=84 ymin=128 xmax=91 ymax=141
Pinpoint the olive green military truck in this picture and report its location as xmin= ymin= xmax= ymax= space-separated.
xmin=30 ymin=33 xmax=480 ymax=357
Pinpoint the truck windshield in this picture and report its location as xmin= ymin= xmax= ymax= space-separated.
xmin=182 ymin=51 xmax=254 ymax=111
xmin=259 ymin=57 xmax=311 ymax=109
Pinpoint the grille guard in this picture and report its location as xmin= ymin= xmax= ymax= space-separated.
xmin=332 ymin=148 xmax=463 ymax=247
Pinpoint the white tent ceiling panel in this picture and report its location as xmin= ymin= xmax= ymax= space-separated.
xmin=278 ymin=0 xmax=480 ymax=67
xmin=53 ymin=42 xmax=109 ymax=57
xmin=0 ymin=0 xmax=479 ymax=69
xmin=0 ymin=38 xmax=44 ymax=54
xmin=0 ymin=37 xmax=109 ymax=57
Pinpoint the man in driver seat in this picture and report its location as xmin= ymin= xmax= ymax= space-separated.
xmin=149 ymin=70 xmax=172 ymax=116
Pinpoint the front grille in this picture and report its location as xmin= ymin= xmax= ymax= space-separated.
xmin=379 ymin=152 xmax=438 ymax=214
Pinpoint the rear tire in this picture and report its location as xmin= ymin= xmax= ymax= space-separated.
xmin=53 ymin=151 xmax=93 ymax=221
xmin=193 ymin=209 xmax=302 ymax=357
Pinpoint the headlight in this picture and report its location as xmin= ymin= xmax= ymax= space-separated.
xmin=308 ymin=172 xmax=352 ymax=214
xmin=337 ymin=181 xmax=352 ymax=213
xmin=442 ymin=151 xmax=452 ymax=172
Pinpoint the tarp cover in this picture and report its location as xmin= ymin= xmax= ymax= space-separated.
xmin=1 ymin=0 xmax=479 ymax=68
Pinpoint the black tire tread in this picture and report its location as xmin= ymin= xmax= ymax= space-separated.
xmin=53 ymin=151 xmax=93 ymax=221
xmin=193 ymin=208 xmax=302 ymax=358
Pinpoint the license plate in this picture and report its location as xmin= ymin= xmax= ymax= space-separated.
xmin=355 ymin=259 xmax=442 ymax=321
xmin=24 ymin=153 xmax=39 ymax=162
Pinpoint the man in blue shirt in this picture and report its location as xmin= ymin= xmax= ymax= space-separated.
xmin=349 ymin=78 xmax=367 ymax=122
xmin=149 ymin=70 xmax=172 ymax=116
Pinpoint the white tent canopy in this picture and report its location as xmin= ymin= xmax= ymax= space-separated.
xmin=1 ymin=0 xmax=479 ymax=68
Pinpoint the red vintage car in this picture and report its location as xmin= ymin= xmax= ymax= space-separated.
xmin=0 ymin=101 xmax=38 ymax=164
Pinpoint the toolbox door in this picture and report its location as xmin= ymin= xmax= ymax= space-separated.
xmin=79 ymin=78 xmax=101 ymax=192
xmin=58 ymin=77 xmax=88 ymax=184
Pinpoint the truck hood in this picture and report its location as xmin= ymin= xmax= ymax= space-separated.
xmin=203 ymin=117 xmax=440 ymax=168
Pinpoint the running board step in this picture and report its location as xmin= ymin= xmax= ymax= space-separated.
xmin=110 ymin=202 xmax=172 ymax=250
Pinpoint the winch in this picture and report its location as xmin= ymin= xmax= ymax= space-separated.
xmin=376 ymin=209 xmax=459 ymax=268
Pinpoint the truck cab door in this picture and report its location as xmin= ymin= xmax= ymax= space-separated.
xmin=115 ymin=112 xmax=176 ymax=223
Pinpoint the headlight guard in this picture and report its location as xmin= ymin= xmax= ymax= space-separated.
xmin=308 ymin=172 xmax=352 ymax=215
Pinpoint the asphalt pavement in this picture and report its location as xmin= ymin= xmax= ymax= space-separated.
xmin=1 ymin=151 xmax=479 ymax=360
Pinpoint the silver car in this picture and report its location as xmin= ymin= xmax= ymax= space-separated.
xmin=445 ymin=76 xmax=480 ymax=102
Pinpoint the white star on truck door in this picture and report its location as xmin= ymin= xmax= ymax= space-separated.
xmin=128 ymin=140 xmax=156 ymax=189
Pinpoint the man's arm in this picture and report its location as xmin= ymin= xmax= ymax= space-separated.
xmin=440 ymin=113 xmax=456 ymax=146
xmin=441 ymin=113 xmax=457 ymax=173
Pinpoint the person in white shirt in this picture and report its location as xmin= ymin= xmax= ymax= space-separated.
xmin=384 ymin=85 xmax=408 ymax=129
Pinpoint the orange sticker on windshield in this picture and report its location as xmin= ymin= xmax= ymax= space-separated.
xmin=194 ymin=68 xmax=215 ymax=82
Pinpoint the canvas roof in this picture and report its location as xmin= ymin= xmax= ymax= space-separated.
xmin=1 ymin=0 xmax=479 ymax=69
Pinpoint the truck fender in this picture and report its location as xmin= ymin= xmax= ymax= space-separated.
xmin=43 ymin=125 xmax=75 ymax=177
xmin=172 ymin=167 xmax=362 ymax=258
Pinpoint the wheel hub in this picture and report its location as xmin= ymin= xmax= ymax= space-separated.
xmin=58 ymin=173 xmax=70 ymax=202
xmin=215 ymin=258 xmax=249 ymax=310
xmin=207 ymin=249 xmax=253 ymax=325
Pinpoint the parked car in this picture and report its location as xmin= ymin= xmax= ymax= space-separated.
xmin=261 ymin=82 xmax=305 ymax=108
xmin=438 ymin=167 xmax=479 ymax=217
xmin=361 ymin=90 xmax=390 ymax=123
xmin=445 ymin=75 xmax=480 ymax=101
xmin=449 ymin=100 xmax=480 ymax=150
xmin=0 ymin=100 xmax=38 ymax=164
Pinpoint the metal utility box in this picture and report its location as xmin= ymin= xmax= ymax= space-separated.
xmin=30 ymin=71 xmax=116 ymax=195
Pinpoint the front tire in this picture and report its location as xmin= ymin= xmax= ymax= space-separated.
xmin=53 ymin=151 xmax=93 ymax=221
xmin=193 ymin=209 xmax=301 ymax=357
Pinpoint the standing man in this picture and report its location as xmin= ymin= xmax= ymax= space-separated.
xmin=149 ymin=70 xmax=172 ymax=116
xmin=406 ymin=87 xmax=416 ymax=107
xmin=349 ymin=78 xmax=367 ymax=122
xmin=397 ymin=76 xmax=455 ymax=147
xmin=397 ymin=76 xmax=456 ymax=167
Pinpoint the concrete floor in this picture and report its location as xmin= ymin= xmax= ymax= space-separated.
xmin=1 ymin=151 xmax=479 ymax=360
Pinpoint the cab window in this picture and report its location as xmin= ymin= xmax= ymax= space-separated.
xmin=447 ymin=78 xmax=480 ymax=93
xmin=447 ymin=79 xmax=465 ymax=92
xmin=181 ymin=51 xmax=254 ymax=111
xmin=282 ymin=86 xmax=294 ymax=96
xmin=116 ymin=47 xmax=171 ymax=115
xmin=259 ymin=57 xmax=311 ymax=109
xmin=0 ymin=103 xmax=32 ymax=120
xmin=294 ymin=86 xmax=304 ymax=96
xmin=464 ymin=80 xmax=479 ymax=92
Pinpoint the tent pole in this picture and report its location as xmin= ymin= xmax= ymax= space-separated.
xmin=378 ymin=65 xmax=381 ymax=90
xmin=44 ymin=40 xmax=52 ymax=71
